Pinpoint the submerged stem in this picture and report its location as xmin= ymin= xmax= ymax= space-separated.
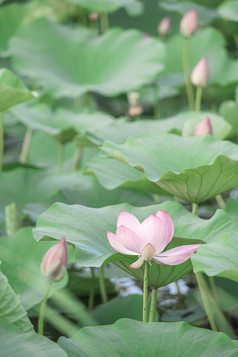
xmin=38 ymin=281 xmax=51 ymax=335
xmin=99 ymin=265 xmax=108 ymax=304
xmin=182 ymin=38 xmax=194 ymax=110
xmin=143 ymin=261 xmax=149 ymax=322
xmin=149 ymin=287 xmax=157 ymax=322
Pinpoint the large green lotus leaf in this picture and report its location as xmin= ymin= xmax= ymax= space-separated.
xmin=226 ymin=198 xmax=238 ymax=220
xmin=58 ymin=318 xmax=238 ymax=357
xmin=162 ymin=28 xmax=238 ymax=86
xmin=0 ymin=227 xmax=74 ymax=310
xmin=86 ymin=155 xmax=163 ymax=194
xmin=101 ymin=133 xmax=238 ymax=203
xmin=0 ymin=271 xmax=33 ymax=332
xmin=192 ymin=231 xmax=238 ymax=282
xmin=10 ymin=19 xmax=165 ymax=98
xmin=33 ymin=200 xmax=236 ymax=287
xmin=219 ymin=100 xmax=238 ymax=137
xmin=218 ymin=0 xmax=238 ymax=22
xmin=67 ymin=0 xmax=143 ymax=15
xmin=0 ymin=69 xmax=35 ymax=111
xmin=0 ymin=320 xmax=67 ymax=357
xmin=159 ymin=1 xmax=218 ymax=25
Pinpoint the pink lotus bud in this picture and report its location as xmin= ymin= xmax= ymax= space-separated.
xmin=129 ymin=104 xmax=143 ymax=117
xmin=191 ymin=57 xmax=209 ymax=87
xmin=158 ymin=17 xmax=171 ymax=37
xmin=143 ymin=33 xmax=151 ymax=39
xmin=89 ymin=12 xmax=99 ymax=21
xmin=40 ymin=237 xmax=68 ymax=282
xmin=194 ymin=117 xmax=213 ymax=136
xmin=180 ymin=10 xmax=198 ymax=37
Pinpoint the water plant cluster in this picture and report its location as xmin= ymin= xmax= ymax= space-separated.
xmin=1 ymin=0 xmax=238 ymax=356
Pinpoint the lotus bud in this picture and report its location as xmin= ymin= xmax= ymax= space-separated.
xmin=180 ymin=10 xmax=198 ymax=37
xmin=40 ymin=237 xmax=68 ymax=282
xmin=127 ymin=91 xmax=140 ymax=106
xmin=89 ymin=12 xmax=99 ymax=21
xmin=158 ymin=17 xmax=171 ymax=37
xmin=129 ymin=104 xmax=143 ymax=117
xmin=194 ymin=117 xmax=213 ymax=136
xmin=191 ymin=57 xmax=209 ymax=88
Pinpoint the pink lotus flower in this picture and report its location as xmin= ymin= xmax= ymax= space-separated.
xmin=194 ymin=117 xmax=213 ymax=136
xmin=107 ymin=211 xmax=201 ymax=269
xmin=180 ymin=10 xmax=198 ymax=37
xmin=191 ymin=57 xmax=209 ymax=87
xmin=158 ymin=17 xmax=171 ymax=36
xmin=41 ymin=237 xmax=68 ymax=281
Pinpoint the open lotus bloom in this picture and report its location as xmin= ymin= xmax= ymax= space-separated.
xmin=107 ymin=211 xmax=201 ymax=269
xmin=194 ymin=117 xmax=213 ymax=136
xmin=41 ymin=237 xmax=68 ymax=281
xmin=180 ymin=10 xmax=198 ymax=37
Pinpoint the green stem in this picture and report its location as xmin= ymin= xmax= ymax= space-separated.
xmin=99 ymin=265 xmax=108 ymax=304
xmin=149 ymin=287 xmax=157 ymax=322
xmin=20 ymin=128 xmax=33 ymax=164
xmin=143 ymin=261 xmax=149 ymax=323
xmin=215 ymin=194 xmax=226 ymax=210
xmin=209 ymin=276 xmax=220 ymax=308
xmin=88 ymin=267 xmax=95 ymax=310
xmin=182 ymin=38 xmax=194 ymax=110
xmin=73 ymin=146 xmax=83 ymax=171
xmin=100 ymin=12 xmax=109 ymax=33
xmin=0 ymin=112 xmax=3 ymax=172
xmin=195 ymin=86 xmax=203 ymax=112
xmin=58 ymin=143 xmax=64 ymax=173
xmin=191 ymin=202 xmax=198 ymax=215
xmin=175 ymin=280 xmax=182 ymax=298
xmin=5 ymin=202 xmax=21 ymax=236
xmin=38 ymin=281 xmax=51 ymax=335
xmin=153 ymin=82 xmax=159 ymax=119
xmin=84 ymin=91 xmax=92 ymax=110
xmin=196 ymin=273 xmax=217 ymax=331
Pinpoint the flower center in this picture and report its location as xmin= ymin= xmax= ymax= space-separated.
xmin=141 ymin=243 xmax=155 ymax=262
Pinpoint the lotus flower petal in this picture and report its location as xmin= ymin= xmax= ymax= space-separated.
xmin=156 ymin=209 xmax=174 ymax=247
xmin=154 ymin=244 xmax=201 ymax=265
xmin=116 ymin=225 xmax=142 ymax=253
xmin=117 ymin=211 xmax=140 ymax=233
xmin=139 ymin=214 xmax=168 ymax=254
xmin=107 ymin=231 xmax=137 ymax=255
xmin=130 ymin=256 xmax=144 ymax=269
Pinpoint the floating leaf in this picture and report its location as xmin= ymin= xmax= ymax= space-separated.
xmin=58 ymin=318 xmax=238 ymax=357
xmin=101 ymin=133 xmax=238 ymax=202
xmin=11 ymin=19 xmax=165 ymax=98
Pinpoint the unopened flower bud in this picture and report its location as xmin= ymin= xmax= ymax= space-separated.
xmin=129 ymin=104 xmax=143 ymax=117
xmin=180 ymin=10 xmax=198 ymax=37
xmin=158 ymin=17 xmax=171 ymax=37
xmin=194 ymin=117 xmax=213 ymax=136
xmin=89 ymin=12 xmax=99 ymax=21
xmin=191 ymin=57 xmax=209 ymax=87
xmin=127 ymin=92 xmax=140 ymax=106
xmin=40 ymin=237 xmax=68 ymax=282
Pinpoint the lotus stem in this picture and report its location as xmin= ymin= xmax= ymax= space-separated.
xmin=195 ymin=273 xmax=217 ymax=331
xmin=149 ymin=287 xmax=157 ymax=322
xmin=20 ymin=128 xmax=33 ymax=164
xmin=58 ymin=143 xmax=64 ymax=173
xmin=5 ymin=202 xmax=21 ymax=236
xmin=84 ymin=91 xmax=92 ymax=110
xmin=73 ymin=146 xmax=83 ymax=171
xmin=209 ymin=276 xmax=220 ymax=308
xmin=88 ymin=267 xmax=95 ymax=310
xmin=0 ymin=112 xmax=3 ymax=172
xmin=175 ymin=280 xmax=182 ymax=298
xmin=100 ymin=12 xmax=109 ymax=33
xmin=195 ymin=86 xmax=203 ymax=112
xmin=143 ymin=261 xmax=149 ymax=322
xmin=153 ymin=82 xmax=159 ymax=119
xmin=215 ymin=194 xmax=226 ymax=210
xmin=191 ymin=203 xmax=198 ymax=215
xmin=99 ymin=265 xmax=108 ymax=304
xmin=38 ymin=281 xmax=51 ymax=335
xmin=182 ymin=38 xmax=194 ymax=110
